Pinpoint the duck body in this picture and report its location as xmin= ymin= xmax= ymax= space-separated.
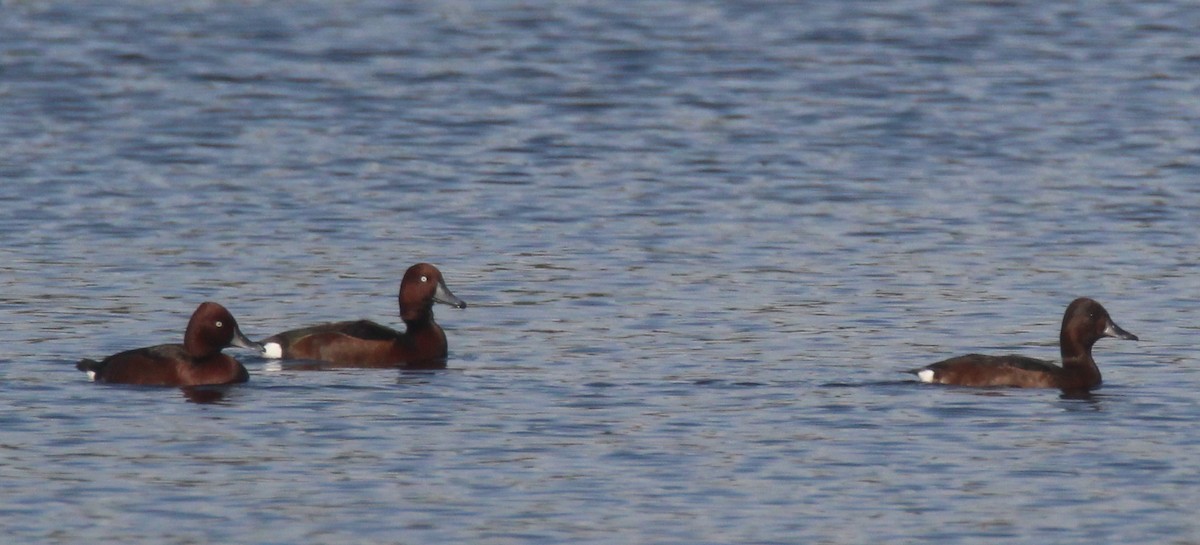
xmin=262 ymin=319 xmax=448 ymax=368
xmin=78 ymin=344 xmax=250 ymax=386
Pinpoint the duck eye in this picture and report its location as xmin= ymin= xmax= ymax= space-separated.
xmin=215 ymin=321 xmax=224 ymax=328
xmin=420 ymin=276 xmax=428 ymax=283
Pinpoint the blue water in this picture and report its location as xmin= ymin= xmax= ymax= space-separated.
xmin=3 ymin=1 xmax=1200 ymax=543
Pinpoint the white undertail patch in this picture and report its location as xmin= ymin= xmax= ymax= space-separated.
xmin=86 ymin=370 xmax=96 ymax=382
xmin=262 ymin=342 xmax=283 ymax=359
xmin=916 ymin=369 xmax=936 ymax=383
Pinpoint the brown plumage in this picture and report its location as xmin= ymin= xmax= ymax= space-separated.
xmin=260 ymin=263 xmax=466 ymax=368
xmin=912 ymin=298 xmax=1138 ymax=391
xmin=77 ymin=302 xmax=260 ymax=386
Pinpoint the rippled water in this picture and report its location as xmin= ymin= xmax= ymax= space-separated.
xmin=3 ymin=1 xmax=1200 ymax=543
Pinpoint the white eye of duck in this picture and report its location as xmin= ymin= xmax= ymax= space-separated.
xmin=420 ymin=276 xmax=428 ymax=283
xmin=215 ymin=321 xmax=224 ymax=328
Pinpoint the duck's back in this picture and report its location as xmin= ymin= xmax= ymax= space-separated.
xmin=915 ymin=354 xmax=1064 ymax=388
xmin=273 ymin=320 xmax=400 ymax=342
xmin=263 ymin=320 xmax=410 ymax=365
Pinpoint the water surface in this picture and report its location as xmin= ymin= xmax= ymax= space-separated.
xmin=2 ymin=1 xmax=1200 ymax=543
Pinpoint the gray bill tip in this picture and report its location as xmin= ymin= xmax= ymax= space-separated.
xmin=231 ymin=329 xmax=266 ymax=351
xmin=1104 ymin=321 xmax=1138 ymax=341
xmin=435 ymin=281 xmax=467 ymax=309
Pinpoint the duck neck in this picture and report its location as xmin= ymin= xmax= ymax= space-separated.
xmin=400 ymin=308 xmax=447 ymax=360
xmin=183 ymin=331 xmax=219 ymax=359
xmin=1060 ymin=330 xmax=1098 ymax=374
xmin=401 ymin=305 xmax=435 ymax=331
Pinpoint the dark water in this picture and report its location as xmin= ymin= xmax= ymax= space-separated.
xmin=3 ymin=1 xmax=1200 ymax=543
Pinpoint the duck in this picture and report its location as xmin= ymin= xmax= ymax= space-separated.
xmin=260 ymin=263 xmax=466 ymax=368
xmin=77 ymin=302 xmax=260 ymax=386
xmin=911 ymin=297 xmax=1138 ymax=391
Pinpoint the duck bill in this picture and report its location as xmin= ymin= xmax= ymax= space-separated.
xmin=1103 ymin=320 xmax=1138 ymax=341
xmin=230 ymin=327 xmax=265 ymax=351
xmin=434 ymin=280 xmax=467 ymax=309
